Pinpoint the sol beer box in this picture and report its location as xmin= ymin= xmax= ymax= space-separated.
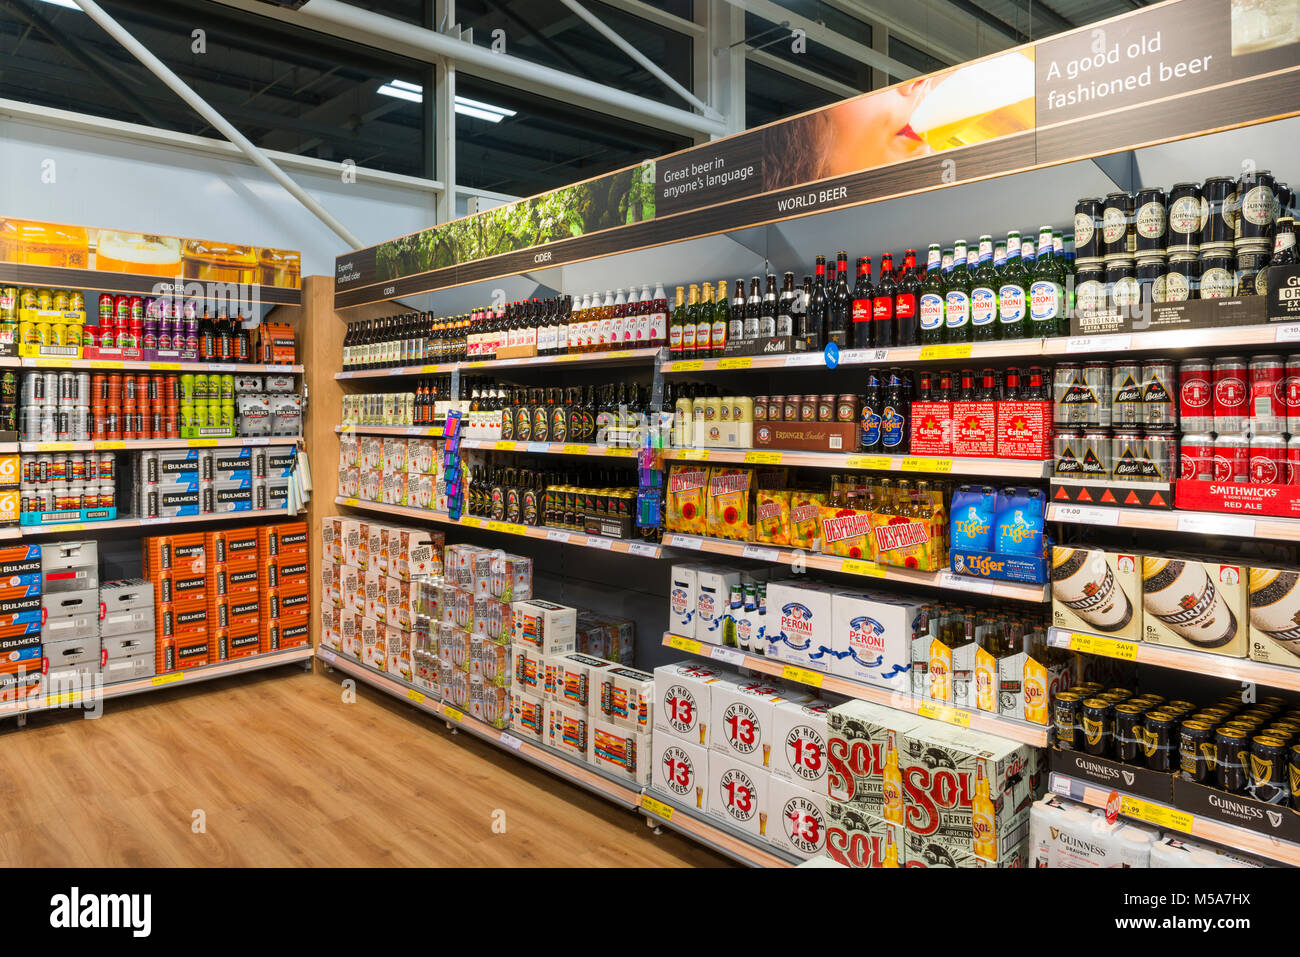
xmin=706 ymin=751 xmax=771 ymax=839
xmin=652 ymin=735 xmax=709 ymax=812
xmin=829 ymin=590 xmax=919 ymax=690
xmin=709 ymin=679 xmax=811 ymax=771
xmin=827 ymin=699 xmax=924 ymax=815
xmin=1141 ymin=557 xmax=1248 ymax=657
xmin=825 ymin=800 xmax=904 ymax=868
xmin=1050 ymin=546 xmax=1143 ymax=642
xmin=771 ymin=699 xmax=831 ymax=790
xmin=1246 ymin=565 xmax=1300 ymax=668
xmin=654 ymin=661 xmax=728 ymax=746
xmin=767 ymin=773 xmax=827 ymax=860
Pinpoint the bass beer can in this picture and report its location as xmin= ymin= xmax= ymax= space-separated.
xmin=1250 ymin=434 xmax=1286 ymax=485
xmin=1180 ymin=432 xmax=1215 ymax=481
xmin=1081 ymin=430 xmax=1112 ymax=478
xmin=1213 ymin=357 xmax=1249 ymax=433
xmin=1112 ymin=431 xmax=1145 ymax=482
xmin=1213 ymin=432 xmax=1250 ymax=483
xmin=1141 ymin=360 xmax=1176 ymax=428
xmin=1142 ymin=430 xmax=1176 ymax=482
xmin=1249 ymin=355 xmax=1286 ymax=434
xmin=1178 ymin=359 xmax=1213 ymax=432
xmin=1111 ymin=363 xmax=1143 ymax=426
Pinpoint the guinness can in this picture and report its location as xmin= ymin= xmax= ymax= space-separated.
xmin=1249 ymin=734 xmax=1289 ymax=803
xmin=1235 ymin=170 xmax=1276 ymax=243
xmin=1179 ymin=719 xmax=1215 ymax=783
xmin=1101 ymin=191 xmax=1135 ymax=257
xmin=1074 ymin=197 xmax=1104 ymax=259
xmin=1053 ymin=689 xmax=1085 ymax=751
xmin=1201 ymin=176 xmax=1236 ymax=247
xmin=1134 ymin=187 xmax=1167 ymax=253
xmin=1213 ymin=726 xmax=1251 ymax=793
xmin=1142 ymin=557 xmax=1238 ymax=649
xmin=1142 ymin=711 xmax=1178 ymax=772
xmin=1114 ymin=702 xmax=1147 ymax=764
xmin=1167 ymin=183 xmax=1201 ymax=255
xmin=1081 ymin=697 xmax=1113 ymax=757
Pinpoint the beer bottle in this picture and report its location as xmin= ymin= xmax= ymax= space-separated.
xmin=895 ymin=249 xmax=920 ymax=347
xmin=683 ymin=284 xmax=699 ymax=355
xmin=851 ymin=256 xmax=874 ymax=349
xmin=944 ymin=239 xmax=971 ymax=343
xmin=881 ymin=370 xmax=908 ymax=453
xmin=998 ymin=230 xmax=1028 ymax=340
xmin=972 ymin=762 xmax=998 ymax=860
xmin=882 ymin=731 xmax=904 ymax=824
xmin=744 ymin=277 xmax=762 ymax=341
xmin=970 ymin=235 xmax=999 ymax=342
xmin=760 ymin=274 xmax=777 ymax=339
xmin=794 ymin=275 xmax=812 ymax=350
xmin=729 ymin=278 xmax=746 ymax=347
xmin=873 ymin=252 xmax=897 ymax=349
xmin=1029 ymin=226 xmax=1066 ymax=338
xmin=711 ymin=280 xmax=730 ymax=358
xmin=696 ymin=282 xmax=714 ymax=356
xmin=918 ymin=244 xmax=945 ymax=346
xmin=828 ymin=251 xmax=851 ymax=347
xmin=669 ymin=285 xmax=686 ymax=355
xmin=807 ymin=256 xmax=829 ymax=350
xmin=1273 ymin=216 xmax=1297 ymax=265
xmin=777 ymin=272 xmax=796 ymax=339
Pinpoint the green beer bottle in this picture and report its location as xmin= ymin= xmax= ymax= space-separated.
xmin=970 ymin=235 xmax=999 ymax=342
xmin=1028 ymin=227 xmax=1066 ymax=338
xmin=943 ymin=239 xmax=971 ymax=344
xmin=918 ymin=243 xmax=945 ymax=346
xmin=998 ymin=230 xmax=1029 ymax=340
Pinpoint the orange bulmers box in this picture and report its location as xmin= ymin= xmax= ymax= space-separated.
xmin=143 ymin=533 xmax=207 ymax=578
xmin=257 ymin=522 xmax=308 ymax=558
xmin=205 ymin=527 xmax=260 ymax=565
xmin=211 ymin=593 xmax=260 ymax=631
xmin=266 ymin=552 xmax=310 ymax=589
xmin=260 ymin=615 xmax=310 ymax=652
xmin=218 ymin=621 xmax=262 ymax=661
xmin=265 ymin=582 xmax=310 ymax=621
xmin=212 ymin=562 xmax=260 ymax=598
xmin=257 ymin=321 xmax=297 ymax=365
xmin=157 ymin=566 xmax=207 ymax=604
xmin=170 ymin=632 xmax=212 ymax=671
xmin=156 ymin=596 xmax=208 ymax=673
xmin=0 ymin=653 xmax=41 ymax=702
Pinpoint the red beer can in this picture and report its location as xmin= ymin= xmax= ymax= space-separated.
xmin=1179 ymin=432 xmax=1215 ymax=481
xmin=1286 ymin=358 xmax=1300 ymax=436
xmin=1213 ymin=357 xmax=1249 ymax=434
xmin=1288 ymin=436 xmax=1300 ymax=485
xmin=113 ymin=294 xmax=130 ymax=326
xmin=1249 ymin=355 xmax=1286 ymax=435
xmin=1178 ymin=359 xmax=1213 ymax=433
xmin=1213 ymin=432 xmax=1250 ymax=483
xmin=1250 ymin=434 xmax=1286 ymax=484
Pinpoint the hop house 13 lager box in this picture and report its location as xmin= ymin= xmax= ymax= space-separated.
xmin=1247 ymin=565 xmax=1300 ymax=668
xmin=1051 ymin=546 xmax=1143 ymax=642
xmin=654 ymin=660 xmax=728 ymax=746
xmin=771 ymin=699 xmax=831 ymax=790
xmin=709 ymin=679 xmax=812 ymax=772
xmin=767 ymin=774 xmax=827 ymax=860
xmin=706 ymin=751 xmax=771 ymax=839
xmin=1141 ymin=557 xmax=1248 ymax=657
xmin=652 ymin=735 xmax=709 ymax=812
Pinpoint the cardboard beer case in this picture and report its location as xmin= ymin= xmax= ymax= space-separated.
xmin=544 ymin=698 xmax=590 ymax=762
xmin=543 ymin=652 xmax=612 ymax=712
xmin=909 ymin=402 xmax=953 ymax=456
xmin=668 ymin=562 xmax=700 ymax=638
xmin=765 ymin=579 xmax=837 ymax=671
xmin=653 ymin=660 xmax=730 ymax=746
xmin=1247 ymin=564 xmax=1300 ymax=668
xmin=595 ymin=665 xmax=654 ymax=732
xmin=951 ymin=401 xmax=997 ymax=457
xmin=651 ymin=735 xmax=709 ymax=813
xmin=510 ymin=690 xmax=546 ymax=741
xmin=825 ymin=800 xmax=905 ymax=868
xmin=826 ymin=699 xmax=926 ymax=814
xmin=770 ymin=699 xmax=831 ymax=790
xmin=1050 ymin=546 xmax=1143 ymax=643
xmin=590 ymin=718 xmax=651 ymax=786
xmin=829 ymin=590 xmax=918 ymax=690
xmin=708 ymin=679 xmax=812 ymax=772
xmin=705 ymin=751 xmax=771 ymax=839
xmin=1141 ymin=556 xmax=1248 ymax=657
xmin=767 ymin=774 xmax=827 ymax=859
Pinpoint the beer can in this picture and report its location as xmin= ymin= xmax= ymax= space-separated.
xmin=1074 ymin=197 xmax=1104 ymax=259
xmin=252 ymin=447 xmax=267 ymax=479
xmin=1111 ymin=431 xmax=1145 ymax=482
xmin=1081 ymin=697 xmax=1114 ymax=757
xmin=1080 ymin=430 xmax=1112 ymax=479
xmin=1200 ymin=251 xmax=1235 ymax=298
xmin=1053 ymin=364 xmax=1083 ymax=427
xmin=1178 ymin=359 xmax=1213 ymax=432
xmin=1101 ymin=191 xmax=1135 ymax=257
xmin=19 ymin=407 xmax=38 ymax=442
xmin=1134 ymin=187 xmax=1167 ymax=253
xmin=194 ymin=374 xmax=209 ymax=402
xmin=1114 ymin=702 xmax=1147 ymax=764
xmin=19 ymin=454 xmax=36 ymax=485
xmin=1143 ymin=711 xmax=1179 ymax=772
xmin=70 ymin=407 xmax=89 ymax=441
xmin=1084 ymin=361 xmax=1112 ymax=427
xmin=1111 ymin=363 xmax=1143 ymax=426
xmin=18 ymin=483 xmax=34 ymax=516
xmin=1250 ymin=434 xmax=1286 ymax=485
xmin=199 ymin=480 xmax=214 ymax=514
xmin=55 ymin=409 xmax=70 ymax=441
xmin=1250 ymin=734 xmax=1289 ymax=802
xmin=768 ymin=396 xmax=783 ymax=422
xmin=66 ymin=453 xmax=85 ymax=483
xmin=198 ymin=450 xmax=214 ymax=481
xmin=1163 ymin=254 xmax=1198 ymax=302
xmin=140 ymin=484 xmax=156 ymax=518
xmin=180 ymin=374 xmax=195 ymax=402
xmin=1201 ymin=175 xmax=1235 ymax=246
xmin=1140 ymin=361 xmax=1176 ymax=427
xmin=1249 ymin=355 xmax=1286 ymax=434
xmin=1179 ymin=719 xmax=1215 ymax=783
xmin=32 ymin=485 xmax=52 ymax=514
xmin=97 ymin=453 xmax=115 ymax=481
xmin=1288 ymin=436 xmax=1300 ymax=485
xmin=43 ymin=372 xmax=58 ymax=406
xmin=1166 ymin=182 xmax=1201 ymax=254
xmin=754 ymin=397 xmax=768 ymax=423
xmin=1236 ymin=170 xmax=1276 ymax=242
xmin=1214 ymin=726 xmax=1251 ymax=794
xmin=253 ymin=477 xmax=267 ymax=511
xmin=20 ymin=373 xmax=42 ymax=407
xmin=1142 ymin=430 xmax=1176 ymax=482
xmin=1053 ymin=429 xmax=1086 ymax=477
xmin=138 ymin=451 xmax=159 ymax=485
xmin=1213 ymin=432 xmax=1250 ymax=483
xmin=1212 ymin=357 xmax=1249 ymax=433
xmin=1180 ymin=432 xmax=1215 ymax=481
xmin=1075 ymin=263 xmax=1106 ymax=318
xmin=1107 ymin=259 xmax=1139 ymax=317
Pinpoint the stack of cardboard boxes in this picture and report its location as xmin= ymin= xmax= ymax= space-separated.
xmin=0 ymin=544 xmax=41 ymax=702
xmin=259 ymin=522 xmax=310 ymax=652
xmin=208 ymin=526 xmax=261 ymax=661
xmin=42 ymin=541 xmax=100 ymax=690
xmin=337 ymin=434 xmax=440 ymax=510
xmin=145 ymin=533 xmax=210 ymax=673
xmin=99 ymin=580 xmax=155 ymax=683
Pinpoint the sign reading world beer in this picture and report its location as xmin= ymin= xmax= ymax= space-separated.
xmin=335 ymin=0 xmax=1300 ymax=307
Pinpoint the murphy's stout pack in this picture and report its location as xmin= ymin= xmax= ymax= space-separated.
xmin=1248 ymin=565 xmax=1300 ymax=668
xmin=1142 ymin=556 xmax=1247 ymax=657
xmin=1051 ymin=546 xmax=1142 ymax=642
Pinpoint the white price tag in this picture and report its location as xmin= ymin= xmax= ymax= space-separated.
xmin=709 ymin=646 xmax=746 ymax=666
xmin=499 ymin=732 xmax=523 ymax=750
xmin=586 ymin=536 xmax=614 ymax=550
xmin=783 ymin=353 xmax=823 ymax=367
xmin=247 ymin=436 xmax=271 ymax=445
xmin=1274 ymin=324 xmax=1300 ymax=343
xmin=139 ymin=517 xmax=170 ymax=526
xmin=527 ymin=443 xmax=549 ymax=453
xmin=1047 ymin=629 xmax=1072 ymax=650
xmin=318 ymin=648 xmax=337 ymax=663
xmin=939 ymin=571 xmax=995 ymax=595
xmin=1176 ymin=512 xmax=1255 ymax=537
xmin=839 ymin=349 xmax=869 ymax=364
xmin=546 ymin=529 xmax=571 ymax=543
xmin=405 ymin=427 xmax=424 ymax=436
xmin=1066 ymin=333 xmax=1131 ymax=353
xmin=208 ymin=364 xmax=237 ymax=373
xmin=668 ymin=535 xmax=703 ymax=550
xmin=1051 ymin=504 xmax=1119 ymax=526
xmin=742 ymin=545 xmax=780 ymax=562
xmin=627 ymin=542 xmax=658 ymax=557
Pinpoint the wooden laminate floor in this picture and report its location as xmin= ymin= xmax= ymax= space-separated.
xmin=0 ymin=662 xmax=729 ymax=868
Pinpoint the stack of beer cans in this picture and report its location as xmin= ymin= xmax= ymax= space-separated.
xmin=1053 ymin=360 xmax=1178 ymax=483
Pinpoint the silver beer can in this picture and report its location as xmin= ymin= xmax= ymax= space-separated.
xmin=1112 ymin=430 xmax=1145 ymax=482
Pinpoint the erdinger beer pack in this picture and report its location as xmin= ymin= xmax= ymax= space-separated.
xmin=1141 ymin=556 xmax=1248 ymax=657
xmin=1247 ymin=565 xmax=1300 ymax=668
xmin=1051 ymin=546 xmax=1143 ymax=642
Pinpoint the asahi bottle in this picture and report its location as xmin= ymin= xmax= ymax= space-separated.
xmin=1051 ymin=547 xmax=1134 ymax=633
xmin=1142 ymin=557 xmax=1237 ymax=649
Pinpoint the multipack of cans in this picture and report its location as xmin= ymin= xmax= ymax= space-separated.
xmin=18 ymin=450 xmax=118 ymax=518
xmin=1053 ymin=360 xmax=1177 ymax=483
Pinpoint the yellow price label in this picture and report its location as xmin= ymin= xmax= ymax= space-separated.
xmin=555 ymin=354 xmax=579 ymax=362
xmin=36 ymin=443 xmax=72 ymax=452
xmin=1068 ymin=632 xmax=1139 ymax=661
xmin=486 ymin=521 xmax=514 ymax=534
xmin=717 ymin=356 xmax=753 ymax=370
xmin=152 ymin=672 xmax=186 ymax=686
xmin=45 ymin=690 xmax=82 ymax=706
xmin=188 ymin=439 xmax=219 ymax=448
xmin=841 ymin=559 xmax=885 ymax=578
xmin=460 ymin=517 xmax=482 ymax=527
xmin=1120 ymin=796 xmax=1193 ymax=833
xmin=407 ymin=688 xmax=426 ymax=704
xmin=89 ymin=360 xmax=121 ymax=369
xmin=465 ymin=361 xmax=488 ymax=369
xmin=151 ymin=362 xmax=182 ymax=371
xmin=443 ymin=706 xmax=464 ymax=723
xmin=902 ymin=457 xmax=952 ymax=473
xmin=677 ymin=449 xmax=709 ymax=461
xmin=342 ymin=497 xmax=359 ymax=507
xmin=918 ymin=702 xmax=972 ymax=727
xmin=641 ymin=793 xmax=674 ymax=821
xmin=668 ymin=635 xmax=703 ymax=654
xmin=604 ymin=447 xmax=636 ymax=457
xmin=562 ymin=444 xmax=589 ymax=456
xmin=672 ymin=360 xmax=703 ymax=372
xmin=33 ymin=358 xmax=68 ymax=368
xmin=781 ymin=664 xmax=825 ymax=687
xmin=494 ymin=441 xmax=517 ymax=451
xmin=96 ymin=441 xmax=126 ymax=450
xmin=744 ymin=451 xmax=783 ymax=465
xmin=919 ymin=344 xmax=973 ymax=360
xmin=420 ymin=365 xmax=443 ymax=374
xmin=844 ymin=455 xmax=890 ymax=470
xmin=46 ymin=523 xmax=86 ymax=533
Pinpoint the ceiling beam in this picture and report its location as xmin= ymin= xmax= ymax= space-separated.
xmin=745 ymin=46 xmax=859 ymax=100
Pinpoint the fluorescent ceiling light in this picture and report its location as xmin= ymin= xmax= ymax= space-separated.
xmin=39 ymin=0 xmax=83 ymax=8
xmin=376 ymin=81 xmax=517 ymax=122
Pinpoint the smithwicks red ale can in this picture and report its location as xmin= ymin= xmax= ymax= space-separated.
xmin=1250 ymin=434 xmax=1286 ymax=484
xmin=1213 ymin=357 xmax=1249 ymax=434
xmin=1178 ymin=359 xmax=1213 ymax=432
xmin=1180 ymin=433 xmax=1214 ymax=481
xmin=1289 ymin=436 xmax=1300 ymax=485
xmin=1286 ymin=358 xmax=1300 ymax=436
xmin=1214 ymin=432 xmax=1250 ymax=483
xmin=1249 ymin=355 xmax=1286 ymax=435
